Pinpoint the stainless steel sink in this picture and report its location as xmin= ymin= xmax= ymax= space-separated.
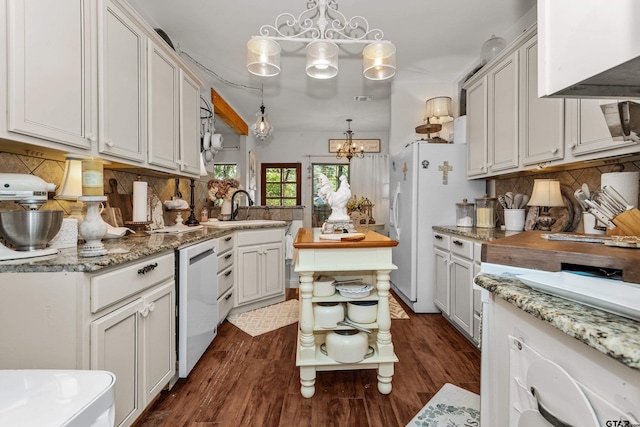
xmin=200 ymin=219 xmax=286 ymax=228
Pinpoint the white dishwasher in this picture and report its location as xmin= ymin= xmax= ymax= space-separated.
xmin=177 ymin=238 xmax=218 ymax=378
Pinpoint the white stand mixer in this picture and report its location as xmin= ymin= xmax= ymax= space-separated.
xmin=0 ymin=173 xmax=59 ymax=261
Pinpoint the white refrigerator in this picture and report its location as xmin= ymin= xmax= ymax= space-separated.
xmin=389 ymin=142 xmax=485 ymax=313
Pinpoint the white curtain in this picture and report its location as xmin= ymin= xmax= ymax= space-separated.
xmin=350 ymin=154 xmax=389 ymax=233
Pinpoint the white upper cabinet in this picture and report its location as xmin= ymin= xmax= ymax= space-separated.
xmin=3 ymin=0 xmax=204 ymax=177
xmin=179 ymin=71 xmax=202 ymax=176
xmin=98 ymin=0 xmax=146 ymax=162
xmin=7 ymin=0 xmax=95 ymax=150
xmin=487 ymin=51 xmax=519 ymax=173
xmin=466 ymin=76 xmax=488 ymax=177
xmin=565 ymin=99 xmax=640 ymax=157
xmin=519 ymin=37 xmax=564 ymax=166
xmin=147 ymin=41 xmax=179 ymax=170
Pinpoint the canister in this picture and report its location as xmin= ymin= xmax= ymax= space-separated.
xmin=313 ymin=275 xmax=335 ymax=297
xmin=475 ymin=194 xmax=497 ymax=228
xmin=314 ymin=302 xmax=345 ymax=328
xmin=456 ymin=199 xmax=475 ymax=227
xmin=325 ymin=329 xmax=369 ymax=363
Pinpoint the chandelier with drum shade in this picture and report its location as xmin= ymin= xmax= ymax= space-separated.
xmin=246 ymin=0 xmax=396 ymax=81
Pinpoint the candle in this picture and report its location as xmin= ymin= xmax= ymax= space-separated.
xmin=81 ymin=158 xmax=103 ymax=196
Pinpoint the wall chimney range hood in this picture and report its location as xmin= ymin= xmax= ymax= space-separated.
xmin=538 ymin=0 xmax=640 ymax=99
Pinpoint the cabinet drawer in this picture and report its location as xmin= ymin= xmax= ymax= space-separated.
xmin=218 ymin=288 xmax=234 ymax=324
xmin=217 ymin=250 xmax=234 ymax=273
xmin=433 ymin=232 xmax=450 ymax=250
xmin=236 ymin=228 xmax=283 ymax=246
xmin=450 ymin=237 xmax=473 ymax=259
xmin=217 ymin=233 xmax=234 ymax=254
xmin=218 ymin=266 xmax=234 ymax=296
xmin=91 ymin=252 xmax=175 ymax=313
xmin=474 ymin=242 xmax=482 ymax=264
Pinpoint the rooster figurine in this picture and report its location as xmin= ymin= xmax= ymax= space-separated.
xmin=317 ymin=174 xmax=351 ymax=221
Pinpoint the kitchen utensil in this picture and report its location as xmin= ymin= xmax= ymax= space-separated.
xmin=325 ymin=329 xmax=370 ymax=363
xmin=602 ymin=185 xmax=634 ymax=211
xmin=313 ymin=275 xmax=336 ymax=297
xmin=610 ymin=208 xmax=640 ymax=236
xmin=332 ymin=278 xmax=363 ymax=286
xmin=513 ymin=193 xmax=523 ymax=210
xmin=320 ymin=343 xmax=374 ymax=360
xmin=520 ymin=194 xmax=530 ymax=208
xmin=0 ymin=210 xmax=63 ymax=251
xmin=505 ymin=192 xmax=514 ymax=209
xmin=107 ymin=179 xmax=133 ymax=223
xmin=347 ymin=300 xmax=378 ymax=323
xmin=101 ymin=206 xmax=124 ymax=227
xmin=336 ymin=319 xmax=373 ymax=334
xmin=526 ymin=359 xmax=599 ymax=426
xmin=574 ymin=189 xmax=589 ymax=210
xmin=335 ymin=283 xmax=373 ymax=298
xmin=582 ymin=183 xmax=591 ymax=199
xmin=497 ymin=195 xmax=509 ymax=210
xmin=314 ymin=302 xmax=345 ymax=328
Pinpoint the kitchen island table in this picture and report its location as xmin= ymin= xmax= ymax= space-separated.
xmin=293 ymin=228 xmax=398 ymax=398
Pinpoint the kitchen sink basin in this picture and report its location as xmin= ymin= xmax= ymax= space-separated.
xmin=200 ymin=219 xmax=286 ymax=228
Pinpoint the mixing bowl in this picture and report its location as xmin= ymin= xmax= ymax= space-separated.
xmin=0 ymin=210 xmax=63 ymax=250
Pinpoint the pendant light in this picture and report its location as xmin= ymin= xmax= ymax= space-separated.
xmin=251 ymin=85 xmax=273 ymax=141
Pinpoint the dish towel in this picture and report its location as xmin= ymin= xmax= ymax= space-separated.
xmin=285 ymin=233 xmax=294 ymax=260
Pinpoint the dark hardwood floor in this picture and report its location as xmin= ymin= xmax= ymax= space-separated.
xmin=135 ymin=290 xmax=480 ymax=427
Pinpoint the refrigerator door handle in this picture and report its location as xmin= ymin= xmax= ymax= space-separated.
xmin=390 ymin=182 xmax=401 ymax=237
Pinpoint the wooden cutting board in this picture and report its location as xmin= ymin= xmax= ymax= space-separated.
xmin=107 ymin=179 xmax=132 ymax=223
xmin=101 ymin=207 xmax=124 ymax=227
xmin=482 ymin=230 xmax=640 ymax=284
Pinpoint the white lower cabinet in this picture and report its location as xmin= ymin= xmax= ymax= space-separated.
xmin=432 ymin=231 xmax=480 ymax=346
xmin=234 ymin=228 xmax=285 ymax=312
xmin=0 ymin=251 xmax=176 ymax=427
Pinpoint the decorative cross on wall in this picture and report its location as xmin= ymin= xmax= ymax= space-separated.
xmin=438 ymin=161 xmax=453 ymax=185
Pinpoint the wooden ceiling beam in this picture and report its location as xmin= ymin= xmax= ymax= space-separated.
xmin=210 ymin=88 xmax=248 ymax=136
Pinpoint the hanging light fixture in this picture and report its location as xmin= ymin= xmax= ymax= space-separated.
xmin=247 ymin=0 xmax=396 ymax=81
xmin=336 ymin=119 xmax=364 ymax=161
xmin=251 ymin=85 xmax=273 ymax=141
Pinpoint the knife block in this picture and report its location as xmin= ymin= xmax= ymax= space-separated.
xmin=607 ymin=208 xmax=640 ymax=236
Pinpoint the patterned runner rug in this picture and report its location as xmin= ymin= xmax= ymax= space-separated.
xmin=405 ymin=383 xmax=480 ymax=427
xmin=226 ymin=294 xmax=409 ymax=336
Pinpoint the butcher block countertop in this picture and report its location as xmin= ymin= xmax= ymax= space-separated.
xmin=293 ymin=228 xmax=398 ymax=249
xmin=483 ymin=230 xmax=640 ymax=284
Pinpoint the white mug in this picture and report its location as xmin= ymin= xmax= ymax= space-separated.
xmin=202 ymin=132 xmax=212 ymax=150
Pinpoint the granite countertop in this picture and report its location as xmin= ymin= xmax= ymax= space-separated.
xmin=0 ymin=222 xmax=288 ymax=274
xmin=432 ymin=225 xmax=510 ymax=241
xmin=475 ymin=273 xmax=640 ymax=370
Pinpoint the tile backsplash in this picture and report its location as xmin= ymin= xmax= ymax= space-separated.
xmin=0 ymin=151 xmax=303 ymax=226
xmin=494 ymin=160 xmax=640 ymax=232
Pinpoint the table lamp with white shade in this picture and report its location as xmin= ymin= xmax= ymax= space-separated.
xmin=55 ymin=154 xmax=84 ymax=221
xmin=527 ymin=179 xmax=565 ymax=231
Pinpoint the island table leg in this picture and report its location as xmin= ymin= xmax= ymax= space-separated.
xmin=298 ymin=271 xmax=316 ymax=397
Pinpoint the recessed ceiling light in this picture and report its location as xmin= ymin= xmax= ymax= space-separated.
xmin=353 ymin=95 xmax=372 ymax=102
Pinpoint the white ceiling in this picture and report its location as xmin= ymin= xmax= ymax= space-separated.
xmin=127 ymin=0 xmax=536 ymax=136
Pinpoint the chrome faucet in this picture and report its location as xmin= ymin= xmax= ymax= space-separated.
xmin=231 ymin=190 xmax=254 ymax=220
